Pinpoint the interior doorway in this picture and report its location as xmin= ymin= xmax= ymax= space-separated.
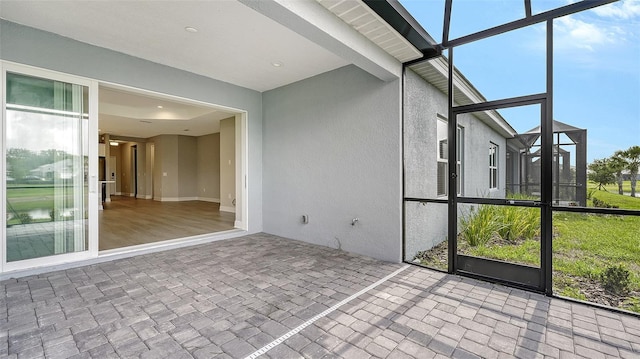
xmin=97 ymin=84 xmax=247 ymax=251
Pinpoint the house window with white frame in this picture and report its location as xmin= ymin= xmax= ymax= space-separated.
xmin=489 ymin=142 xmax=498 ymax=189
xmin=457 ymin=126 xmax=464 ymax=195
xmin=436 ymin=116 xmax=463 ymax=197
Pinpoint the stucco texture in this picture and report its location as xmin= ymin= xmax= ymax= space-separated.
xmin=263 ymin=65 xmax=402 ymax=263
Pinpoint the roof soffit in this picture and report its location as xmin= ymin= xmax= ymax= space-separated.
xmin=316 ymin=0 xmax=423 ymax=63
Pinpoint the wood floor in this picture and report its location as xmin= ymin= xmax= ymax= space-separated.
xmin=99 ymin=196 xmax=235 ymax=250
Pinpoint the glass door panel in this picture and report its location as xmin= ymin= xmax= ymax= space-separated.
xmin=5 ymin=72 xmax=89 ymax=262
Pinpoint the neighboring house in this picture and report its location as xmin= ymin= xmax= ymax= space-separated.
xmin=622 ymin=170 xmax=640 ymax=181
xmin=29 ymin=159 xmax=77 ymax=180
xmin=0 ymin=0 xmax=586 ymax=277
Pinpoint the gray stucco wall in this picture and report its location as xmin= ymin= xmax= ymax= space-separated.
xmin=263 ymin=65 xmax=402 ymax=263
xmin=404 ymin=68 xmax=509 ymax=261
xmin=1 ymin=20 xmax=263 ymax=232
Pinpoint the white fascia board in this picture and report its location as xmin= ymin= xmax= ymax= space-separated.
xmin=238 ymin=0 xmax=401 ymax=82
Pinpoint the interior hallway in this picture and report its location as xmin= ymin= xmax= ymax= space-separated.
xmin=99 ymin=196 xmax=235 ymax=250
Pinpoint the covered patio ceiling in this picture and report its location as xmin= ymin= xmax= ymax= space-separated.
xmin=0 ymin=0 xmax=438 ymax=92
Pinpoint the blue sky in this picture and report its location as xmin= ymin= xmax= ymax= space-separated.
xmin=400 ymin=0 xmax=640 ymax=162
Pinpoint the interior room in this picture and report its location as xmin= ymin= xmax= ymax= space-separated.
xmin=97 ymin=85 xmax=238 ymax=250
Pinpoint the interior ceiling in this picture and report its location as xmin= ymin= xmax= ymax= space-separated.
xmin=0 ymin=0 xmax=349 ymax=92
xmin=99 ymin=86 xmax=235 ymax=139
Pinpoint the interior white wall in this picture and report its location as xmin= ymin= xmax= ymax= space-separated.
xmin=0 ymin=19 xmax=263 ymax=232
xmin=263 ymin=65 xmax=402 ymax=263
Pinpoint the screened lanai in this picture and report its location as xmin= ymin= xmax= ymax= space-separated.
xmin=515 ymin=120 xmax=587 ymax=206
xmin=401 ymin=0 xmax=640 ymax=316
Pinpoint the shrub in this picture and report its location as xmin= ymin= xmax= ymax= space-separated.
xmin=600 ymin=264 xmax=630 ymax=295
xmin=16 ymin=212 xmax=33 ymax=224
xmin=459 ymin=205 xmax=503 ymax=247
xmin=592 ymin=197 xmax=619 ymax=209
xmin=497 ymin=206 xmax=540 ymax=242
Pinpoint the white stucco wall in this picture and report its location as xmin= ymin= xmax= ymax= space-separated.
xmin=0 ymin=20 xmax=264 ymax=233
xmin=262 ymin=65 xmax=402 ymax=263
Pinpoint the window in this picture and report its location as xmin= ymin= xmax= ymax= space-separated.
xmin=489 ymin=142 xmax=498 ymax=189
xmin=457 ymin=126 xmax=464 ymax=195
xmin=436 ymin=116 xmax=463 ymax=197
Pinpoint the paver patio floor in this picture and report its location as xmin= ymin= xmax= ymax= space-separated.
xmin=2 ymin=233 xmax=639 ymax=358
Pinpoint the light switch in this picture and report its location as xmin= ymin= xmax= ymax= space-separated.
xmin=163 ymin=172 xmax=167 ymax=177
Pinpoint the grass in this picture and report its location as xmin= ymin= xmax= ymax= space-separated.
xmin=553 ymin=199 xmax=640 ymax=304
xmin=6 ymin=186 xmax=79 ymax=225
xmin=590 ymin=188 xmax=640 ymax=209
xmin=593 ymin=180 xmax=635 ymax=194
xmin=416 ymin=188 xmax=640 ymax=312
xmin=459 ymin=205 xmax=502 ymax=247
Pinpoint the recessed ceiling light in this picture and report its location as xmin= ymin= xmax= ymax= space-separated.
xmin=272 ymin=61 xmax=284 ymax=67
xmin=109 ymin=141 xmax=119 ymax=146
xmin=157 ymin=105 xmax=163 ymax=109
xmin=184 ymin=26 xmax=198 ymax=33
xmin=184 ymin=129 xmax=190 ymax=132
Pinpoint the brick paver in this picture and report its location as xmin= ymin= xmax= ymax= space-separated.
xmin=1 ymin=233 xmax=639 ymax=358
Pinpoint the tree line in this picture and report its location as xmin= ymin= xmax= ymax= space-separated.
xmin=6 ymin=148 xmax=70 ymax=182
xmin=588 ymin=146 xmax=640 ymax=197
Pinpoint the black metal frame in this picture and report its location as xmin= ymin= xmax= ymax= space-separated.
xmin=448 ymin=92 xmax=549 ymax=291
xmin=441 ymin=0 xmax=618 ymax=47
xmin=400 ymin=0 xmax=640 ymax=302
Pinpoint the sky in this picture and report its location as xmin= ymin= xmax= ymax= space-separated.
xmin=400 ymin=0 xmax=640 ymax=163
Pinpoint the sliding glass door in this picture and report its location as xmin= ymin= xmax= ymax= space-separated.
xmin=3 ymin=64 xmax=98 ymax=270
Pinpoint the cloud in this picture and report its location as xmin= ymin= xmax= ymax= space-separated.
xmin=592 ymin=0 xmax=640 ymax=20
xmin=554 ymin=15 xmax=615 ymax=51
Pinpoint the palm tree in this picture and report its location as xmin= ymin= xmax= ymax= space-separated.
xmin=623 ymin=146 xmax=640 ymax=197
xmin=609 ymin=151 xmax=628 ymax=195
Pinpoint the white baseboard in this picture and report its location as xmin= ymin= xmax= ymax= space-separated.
xmin=220 ymin=206 xmax=236 ymax=213
xmin=145 ymin=195 xmax=153 ymax=200
xmin=129 ymin=193 xmax=136 ymax=198
xmin=136 ymin=194 xmax=146 ymax=199
xmin=115 ymin=192 xmax=122 ymax=195
xmin=154 ymin=197 xmax=225 ymax=203
xmin=105 ymin=198 xmax=112 ymax=203
xmin=159 ymin=196 xmax=199 ymax=202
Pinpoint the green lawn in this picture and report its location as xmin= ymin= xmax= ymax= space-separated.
xmin=590 ymin=180 xmax=636 ymax=194
xmin=417 ymin=189 xmax=640 ymax=312
xmin=6 ymin=185 xmax=79 ymax=224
